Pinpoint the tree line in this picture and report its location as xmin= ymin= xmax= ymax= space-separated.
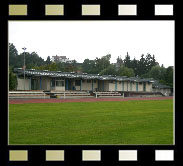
xmin=9 ymin=43 xmax=173 ymax=90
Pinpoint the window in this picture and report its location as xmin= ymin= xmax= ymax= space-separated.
xmin=109 ymin=80 xmax=114 ymax=83
xmin=87 ymin=80 xmax=91 ymax=83
xmin=94 ymin=80 xmax=96 ymax=83
xmin=119 ymin=81 xmax=122 ymax=84
xmin=75 ymin=80 xmax=81 ymax=86
xmin=51 ymin=79 xmax=55 ymax=87
xmin=56 ymin=80 xmax=64 ymax=87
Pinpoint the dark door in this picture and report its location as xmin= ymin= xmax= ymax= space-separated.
xmin=143 ymin=82 xmax=146 ymax=92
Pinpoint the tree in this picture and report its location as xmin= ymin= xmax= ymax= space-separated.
xmin=123 ymin=52 xmax=131 ymax=68
xmin=99 ymin=65 xmax=117 ymax=75
xmin=130 ymin=57 xmax=138 ymax=76
xmin=118 ymin=66 xmax=135 ymax=77
xmin=144 ymin=53 xmax=157 ymax=73
xmin=45 ymin=56 xmax=51 ymax=65
xmin=9 ymin=71 xmax=17 ymax=90
xmin=164 ymin=66 xmax=173 ymax=87
xmin=9 ymin=43 xmax=18 ymax=67
xmin=95 ymin=54 xmax=111 ymax=73
xmin=82 ymin=59 xmax=96 ymax=73
xmin=142 ymin=65 xmax=166 ymax=80
xmin=116 ymin=56 xmax=123 ymax=69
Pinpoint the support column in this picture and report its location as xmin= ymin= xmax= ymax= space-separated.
xmin=102 ymin=80 xmax=104 ymax=91
xmin=115 ymin=80 xmax=117 ymax=91
xmin=40 ymin=76 xmax=42 ymax=90
xmin=122 ymin=81 xmax=124 ymax=91
xmin=127 ymin=81 xmax=128 ymax=91
xmin=80 ymin=80 xmax=82 ymax=91
xmin=130 ymin=82 xmax=132 ymax=91
xmin=136 ymin=82 xmax=138 ymax=92
xmin=29 ymin=77 xmax=31 ymax=90
xmin=66 ymin=79 xmax=68 ymax=90
xmin=98 ymin=80 xmax=99 ymax=91
xmin=143 ymin=82 xmax=146 ymax=92
xmin=92 ymin=80 xmax=94 ymax=91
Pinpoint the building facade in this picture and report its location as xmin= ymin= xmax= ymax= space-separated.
xmin=51 ymin=55 xmax=74 ymax=63
xmin=14 ymin=68 xmax=155 ymax=92
xmin=152 ymin=81 xmax=172 ymax=96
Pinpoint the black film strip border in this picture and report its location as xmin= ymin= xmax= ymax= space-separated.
xmin=0 ymin=0 xmax=180 ymax=166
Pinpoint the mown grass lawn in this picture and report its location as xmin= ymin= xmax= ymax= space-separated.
xmin=9 ymin=99 xmax=173 ymax=145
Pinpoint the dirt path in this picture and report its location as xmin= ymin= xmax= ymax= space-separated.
xmin=9 ymin=96 xmax=173 ymax=104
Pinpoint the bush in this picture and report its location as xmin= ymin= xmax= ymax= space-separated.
xmin=9 ymin=71 xmax=17 ymax=90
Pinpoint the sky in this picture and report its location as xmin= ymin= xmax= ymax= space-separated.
xmin=9 ymin=21 xmax=174 ymax=68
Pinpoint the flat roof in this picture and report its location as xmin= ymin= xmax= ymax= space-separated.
xmin=14 ymin=68 xmax=155 ymax=83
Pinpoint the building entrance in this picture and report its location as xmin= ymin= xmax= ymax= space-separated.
xmin=65 ymin=79 xmax=75 ymax=90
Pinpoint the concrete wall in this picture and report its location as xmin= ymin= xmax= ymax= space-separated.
xmin=37 ymin=76 xmax=51 ymax=90
xmin=55 ymin=86 xmax=65 ymax=91
xmin=47 ymin=78 xmax=65 ymax=91
xmin=98 ymin=81 xmax=103 ymax=91
xmin=81 ymin=80 xmax=98 ymax=91
xmin=17 ymin=78 xmax=30 ymax=90
xmin=124 ymin=81 xmax=129 ymax=91
xmin=37 ymin=77 xmax=42 ymax=90
xmin=55 ymin=79 xmax=65 ymax=91
xmin=119 ymin=82 xmax=153 ymax=92
xmin=41 ymin=77 xmax=51 ymax=90
xmin=104 ymin=81 xmax=109 ymax=91
xmin=17 ymin=76 xmax=154 ymax=93
xmin=117 ymin=81 xmax=122 ymax=91
xmin=146 ymin=82 xmax=152 ymax=92
xmin=152 ymin=88 xmax=171 ymax=96
xmin=131 ymin=82 xmax=136 ymax=91
xmin=138 ymin=83 xmax=143 ymax=92
xmin=98 ymin=80 xmax=109 ymax=91
xmin=109 ymin=81 xmax=115 ymax=91
xmin=75 ymin=86 xmax=80 ymax=90
xmin=82 ymin=80 xmax=92 ymax=91
xmin=108 ymin=81 xmax=153 ymax=92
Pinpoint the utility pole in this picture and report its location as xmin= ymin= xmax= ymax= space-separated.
xmin=22 ymin=47 xmax=27 ymax=90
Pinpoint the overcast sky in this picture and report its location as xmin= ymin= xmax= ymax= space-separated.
xmin=9 ymin=21 xmax=174 ymax=67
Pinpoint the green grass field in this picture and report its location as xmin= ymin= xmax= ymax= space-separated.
xmin=9 ymin=99 xmax=173 ymax=145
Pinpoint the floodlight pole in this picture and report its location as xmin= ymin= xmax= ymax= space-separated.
xmin=22 ymin=47 xmax=27 ymax=90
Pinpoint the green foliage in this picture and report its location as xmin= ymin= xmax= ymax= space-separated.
xmin=142 ymin=65 xmax=173 ymax=88
xmin=123 ymin=52 xmax=131 ymax=68
xmin=82 ymin=54 xmax=112 ymax=74
xmin=118 ymin=66 xmax=135 ymax=77
xmin=164 ymin=67 xmax=173 ymax=88
xmin=99 ymin=64 xmax=117 ymax=75
xmin=9 ymin=43 xmax=173 ymax=88
xmin=116 ymin=56 xmax=123 ymax=69
xmin=82 ymin=59 xmax=96 ymax=73
xmin=142 ymin=65 xmax=165 ymax=79
xmin=95 ymin=54 xmax=111 ymax=73
xmin=45 ymin=56 xmax=51 ymax=65
xmin=9 ymin=49 xmax=45 ymax=69
xmin=9 ymin=43 xmax=18 ymax=67
xmin=122 ymin=53 xmax=158 ymax=77
xmin=9 ymin=71 xmax=17 ymax=90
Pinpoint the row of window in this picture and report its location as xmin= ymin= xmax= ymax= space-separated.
xmin=109 ymin=81 xmax=147 ymax=85
xmin=50 ymin=79 xmax=97 ymax=87
xmin=51 ymin=80 xmax=65 ymax=87
xmin=50 ymin=79 xmax=149 ymax=88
